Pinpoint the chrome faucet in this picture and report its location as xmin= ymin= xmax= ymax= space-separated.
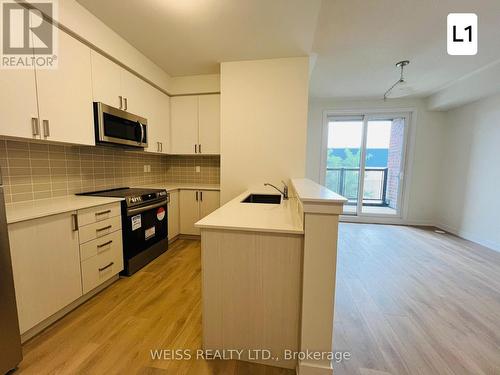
xmin=264 ymin=181 xmax=289 ymax=200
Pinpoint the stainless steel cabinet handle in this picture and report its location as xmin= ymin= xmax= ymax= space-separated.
xmin=119 ymin=95 xmax=123 ymax=109
xmin=42 ymin=120 xmax=50 ymax=137
xmin=199 ymin=144 xmax=202 ymax=153
xmin=98 ymin=262 xmax=114 ymax=272
xmin=157 ymin=142 xmax=161 ymax=152
xmin=200 ymin=191 xmax=203 ymax=201
xmin=96 ymin=225 xmax=112 ymax=233
xmin=124 ymin=97 xmax=128 ymax=111
xmin=95 ymin=210 xmax=111 ymax=216
xmin=31 ymin=117 xmax=40 ymax=136
xmin=71 ymin=214 xmax=79 ymax=231
xmin=196 ymin=191 xmax=198 ymax=201
xmin=97 ymin=240 xmax=113 ymax=249
xmin=194 ymin=144 xmax=197 ymax=153
xmin=160 ymin=142 xmax=163 ymax=152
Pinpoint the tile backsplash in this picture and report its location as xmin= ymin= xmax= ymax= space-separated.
xmin=0 ymin=139 xmax=220 ymax=204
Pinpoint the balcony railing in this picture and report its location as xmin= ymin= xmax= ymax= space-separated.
xmin=326 ymin=167 xmax=388 ymax=206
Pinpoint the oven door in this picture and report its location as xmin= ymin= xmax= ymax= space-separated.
xmin=95 ymin=102 xmax=148 ymax=147
xmin=123 ymin=200 xmax=168 ymax=260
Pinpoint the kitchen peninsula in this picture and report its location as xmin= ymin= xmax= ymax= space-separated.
xmin=196 ymin=178 xmax=346 ymax=373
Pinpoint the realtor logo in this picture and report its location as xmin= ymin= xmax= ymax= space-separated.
xmin=1 ymin=0 xmax=58 ymax=69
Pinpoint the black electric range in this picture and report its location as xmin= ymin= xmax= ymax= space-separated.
xmin=78 ymin=187 xmax=169 ymax=276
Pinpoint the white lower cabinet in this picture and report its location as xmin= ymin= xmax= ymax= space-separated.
xmin=77 ymin=202 xmax=124 ymax=294
xmin=8 ymin=212 xmax=83 ymax=334
xmin=180 ymin=190 xmax=220 ymax=235
xmin=80 ymin=235 xmax=123 ymax=294
xmin=168 ymin=190 xmax=180 ymax=240
xmin=8 ymin=202 xmax=124 ymax=335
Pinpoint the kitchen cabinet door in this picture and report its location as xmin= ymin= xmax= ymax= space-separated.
xmin=120 ymin=69 xmax=151 ymax=116
xmin=0 ymin=67 xmax=39 ymax=140
xmin=199 ymin=190 xmax=220 ymax=219
xmin=168 ymin=190 xmax=180 ymax=239
xmin=8 ymin=212 xmax=82 ymax=334
xmin=179 ymin=189 xmax=200 ymax=235
xmin=36 ymin=32 xmax=95 ymax=145
xmin=198 ymin=94 xmax=220 ymax=154
xmin=170 ymin=96 xmax=199 ymax=154
xmin=145 ymin=87 xmax=170 ymax=154
xmin=90 ymin=50 xmax=122 ymax=109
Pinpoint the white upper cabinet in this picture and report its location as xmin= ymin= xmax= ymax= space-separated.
xmin=198 ymin=94 xmax=220 ymax=154
xmin=91 ymin=50 xmax=152 ymax=115
xmin=0 ymin=67 xmax=39 ymax=140
xmin=36 ymin=32 xmax=95 ymax=146
xmin=170 ymin=94 xmax=220 ymax=155
xmin=120 ymin=69 xmax=151 ymax=116
xmin=145 ymin=87 xmax=170 ymax=154
xmin=90 ymin=50 xmax=122 ymax=109
xmin=170 ymin=96 xmax=199 ymax=154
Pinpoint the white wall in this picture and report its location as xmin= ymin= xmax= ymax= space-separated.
xmin=306 ymin=97 xmax=446 ymax=224
xmin=436 ymin=94 xmax=500 ymax=251
xmin=220 ymin=57 xmax=309 ymax=203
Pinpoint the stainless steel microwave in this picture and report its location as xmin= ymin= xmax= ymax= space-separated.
xmin=94 ymin=102 xmax=148 ymax=148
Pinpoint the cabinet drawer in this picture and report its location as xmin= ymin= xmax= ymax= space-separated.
xmin=79 ymin=216 xmax=122 ymax=244
xmin=81 ymin=243 xmax=124 ymax=294
xmin=80 ymin=230 xmax=123 ymax=261
xmin=77 ymin=202 xmax=121 ymax=227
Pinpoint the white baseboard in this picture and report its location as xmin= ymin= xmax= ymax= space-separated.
xmin=340 ymin=215 xmax=435 ymax=227
xmin=435 ymin=222 xmax=500 ymax=253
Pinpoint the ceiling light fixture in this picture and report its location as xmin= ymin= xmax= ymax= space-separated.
xmin=384 ymin=60 xmax=411 ymax=101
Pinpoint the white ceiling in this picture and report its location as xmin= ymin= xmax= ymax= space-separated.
xmin=75 ymin=0 xmax=322 ymax=75
xmin=77 ymin=0 xmax=500 ymax=99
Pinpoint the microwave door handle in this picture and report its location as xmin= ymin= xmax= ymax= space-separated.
xmin=139 ymin=122 xmax=144 ymax=144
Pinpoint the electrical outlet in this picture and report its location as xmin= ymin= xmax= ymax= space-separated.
xmin=196 ymin=166 xmax=201 ymax=173
xmin=144 ymin=165 xmax=151 ymax=173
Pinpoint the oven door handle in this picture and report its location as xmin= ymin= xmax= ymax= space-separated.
xmin=126 ymin=200 xmax=168 ymax=216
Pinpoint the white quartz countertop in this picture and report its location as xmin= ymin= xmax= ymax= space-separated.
xmin=195 ymin=185 xmax=304 ymax=235
xmin=291 ymin=178 xmax=347 ymax=204
xmin=134 ymin=183 xmax=220 ymax=191
xmin=5 ymin=183 xmax=220 ymax=224
xmin=6 ymin=196 xmax=124 ymax=224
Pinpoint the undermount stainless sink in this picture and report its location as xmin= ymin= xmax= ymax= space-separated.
xmin=241 ymin=194 xmax=281 ymax=204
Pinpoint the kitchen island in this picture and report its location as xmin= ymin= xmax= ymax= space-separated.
xmin=196 ymin=183 xmax=304 ymax=369
xmin=196 ymin=179 xmax=346 ymax=374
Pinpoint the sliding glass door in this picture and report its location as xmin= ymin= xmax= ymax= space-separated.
xmin=323 ymin=113 xmax=409 ymax=217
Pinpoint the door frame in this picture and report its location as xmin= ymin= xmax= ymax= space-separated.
xmin=320 ymin=107 xmax=417 ymax=223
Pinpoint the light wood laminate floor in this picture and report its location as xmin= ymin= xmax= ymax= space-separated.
xmin=333 ymin=224 xmax=500 ymax=375
xmin=18 ymin=224 xmax=500 ymax=374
